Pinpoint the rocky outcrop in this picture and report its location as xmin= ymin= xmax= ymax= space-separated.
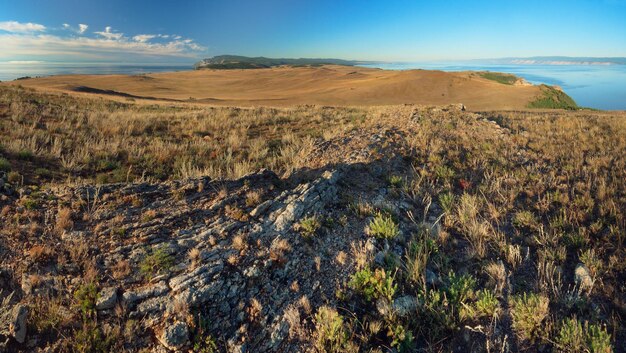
xmin=0 ymin=293 xmax=27 ymax=346
xmin=0 ymin=105 xmax=512 ymax=352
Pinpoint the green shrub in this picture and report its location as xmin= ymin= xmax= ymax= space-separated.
xmin=438 ymin=192 xmax=455 ymax=214
xmin=388 ymin=323 xmax=414 ymax=352
xmin=7 ymin=171 xmax=20 ymax=183
xmin=192 ymin=314 xmax=218 ymax=353
xmin=74 ymin=282 xmax=98 ymax=321
xmin=404 ymin=236 xmax=436 ymax=287
xmin=415 ymin=288 xmax=456 ymax=337
xmin=367 ymin=213 xmax=399 ymax=239
xmin=564 ymin=231 xmax=588 ymax=248
xmin=461 ymin=289 xmax=500 ymax=320
xmin=435 ymin=165 xmax=455 ymax=181
xmin=35 ymin=167 xmax=52 ymax=178
xmin=314 ymin=306 xmax=352 ymax=353
xmin=587 ymin=323 xmax=613 ymax=353
xmin=17 ymin=149 xmax=34 ymax=160
xmin=349 ymin=268 xmax=397 ymax=302
xmin=446 ymin=271 xmax=476 ymax=305
xmin=22 ymin=198 xmax=39 ymax=210
xmin=299 ymin=215 xmax=321 ymax=239
xmin=140 ymin=248 xmax=174 ymax=278
xmin=388 ymin=175 xmax=404 ymax=188
xmin=74 ymin=321 xmax=117 ymax=353
xmin=556 ymin=318 xmax=612 ymax=353
xmin=510 ymin=293 xmax=549 ymax=342
xmin=0 ymin=157 xmax=10 ymax=171
xmin=512 ymin=210 xmax=538 ymax=230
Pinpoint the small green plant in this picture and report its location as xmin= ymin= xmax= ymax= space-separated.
xmin=74 ymin=282 xmax=99 ymax=321
xmin=7 ymin=171 xmax=21 ymax=183
xmin=112 ymin=227 xmax=127 ymax=237
xmin=74 ymin=321 xmax=116 ymax=353
xmin=35 ymin=167 xmax=52 ymax=178
xmin=510 ymin=292 xmax=549 ymax=342
xmin=0 ymin=157 xmax=10 ymax=172
xmin=580 ymin=249 xmax=603 ymax=280
xmin=140 ymin=248 xmax=174 ymax=278
xmin=29 ymin=296 xmax=66 ymax=333
xmin=446 ymin=271 xmax=476 ymax=305
xmin=314 ymin=306 xmax=351 ymax=353
xmin=404 ymin=236 xmax=436 ymax=287
xmin=17 ymin=149 xmax=34 ymax=160
xmin=415 ymin=288 xmax=456 ymax=338
xmin=388 ymin=323 xmax=414 ymax=352
xmin=513 ymin=210 xmax=538 ymax=230
xmin=461 ymin=289 xmax=500 ymax=320
xmin=22 ymin=198 xmax=39 ymax=210
xmin=556 ymin=318 xmax=613 ymax=353
xmin=438 ymin=192 xmax=455 ymax=214
xmin=388 ymin=175 xmax=404 ymax=188
xmin=367 ymin=213 xmax=399 ymax=239
xmin=299 ymin=215 xmax=321 ymax=239
xmin=349 ymin=200 xmax=375 ymax=218
xmin=349 ymin=267 xmax=397 ymax=302
xmin=564 ymin=231 xmax=588 ymax=248
xmin=435 ymin=165 xmax=455 ymax=181
xmin=192 ymin=313 xmax=218 ymax=353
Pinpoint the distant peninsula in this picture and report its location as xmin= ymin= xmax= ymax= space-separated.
xmin=194 ymin=55 xmax=359 ymax=69
xmin=486 ymin=56 xmax=626 ymax=65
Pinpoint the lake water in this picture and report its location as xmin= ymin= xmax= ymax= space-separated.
xmin=1 ymin=62 xmax=624 ymax=110
xmin=0 ymin=63 xmax=191 ymax=82
xmin=359 ymin=62 xmax=626 ymax=110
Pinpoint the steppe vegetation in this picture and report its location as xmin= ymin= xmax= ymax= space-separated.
xmin=0 ymin=85 xmax=624 ymax=352
xmin=477 ymin=72 xmax=519 ymax=85
xmin=0 ymin=86 xmax=362 ymax=184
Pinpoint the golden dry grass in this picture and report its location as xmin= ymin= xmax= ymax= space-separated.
xmin=3 ymin=65 xmax=543 ymax=110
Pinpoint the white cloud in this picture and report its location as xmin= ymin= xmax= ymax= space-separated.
xmin=62 ymin=23 xmax=89 ymax=35
xmin=0 ymin=20 xmax=206 ymax=62
xmin=133 ymin=34 xmax=156 ymax=43
xmin=0 ymin=21 xmax=46 ymax=33
xmin=0 ymin=33 xmax=206 ymax=60
xmin=95 ymin=26 xmax=123 ymax=40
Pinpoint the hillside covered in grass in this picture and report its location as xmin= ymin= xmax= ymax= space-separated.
xmin=0 ymin=87 xmax=624 ymax=352
xmin=2 ymin=65 xmax=570 ymax=110
xmin=194 ymin=55 xmax=359 ymax=69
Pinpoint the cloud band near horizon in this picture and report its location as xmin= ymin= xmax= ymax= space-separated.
xmin=0 ymin=20 xmax=206 ymax=62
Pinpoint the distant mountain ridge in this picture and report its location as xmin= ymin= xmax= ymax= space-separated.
xmin=194 ymin=55 xmax=359 ymax=69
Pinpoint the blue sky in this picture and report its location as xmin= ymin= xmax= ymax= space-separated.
xmin=1 ymin=0 xmax=625 ymax=63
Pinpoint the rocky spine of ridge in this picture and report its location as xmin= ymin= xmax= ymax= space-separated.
xmin=0 ymin=104 xmax=531 ymax=352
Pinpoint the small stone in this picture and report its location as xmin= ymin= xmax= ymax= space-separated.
xmin=11 ymin=304 xmax=28 ymax=343
xmin=158 ymin=321 xmax=189 ymax=350
xmin=96 ymin=287 xmax=118 ymax=310
xmin=392 ymin=296 xmax=418 ymax=317
xmin=373 ymin=251 xmax=386 ymax=267
xmin=574 ymin=263 xmax=593 ymax=290
xmin=376 ymin=298 xmax=393 ymax=318
xmin=244 ymin=265 xmax=260 ymax=278
xmin=250 ymin=200 xmax=272 ymax=218
xmin=425 ymin=269 xmax=439 ymax=285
